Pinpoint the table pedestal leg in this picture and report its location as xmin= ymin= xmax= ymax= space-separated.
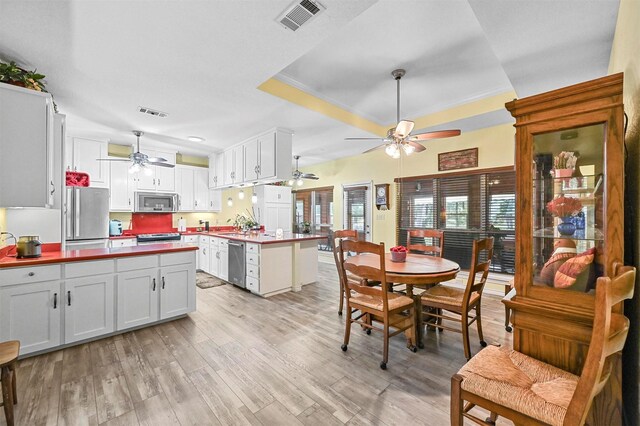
xmin=406 ymin=285 xmax=424 ymax=349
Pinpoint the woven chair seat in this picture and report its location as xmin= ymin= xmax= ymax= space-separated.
xmin=421 ymin=284 xmax=479 ymax=308
xmin=349 ymin=292 xmax=413 ymax=312
xmin=458 ymin=345 xmax=579 ymax=426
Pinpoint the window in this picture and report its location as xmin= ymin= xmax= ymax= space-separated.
xmin=293 ymin=187 xmax=334 ymax=250
xmin=344 ymin=185 xmax=369 ymax=241
xmin=396 ymin=169 xmax=516 ymax=273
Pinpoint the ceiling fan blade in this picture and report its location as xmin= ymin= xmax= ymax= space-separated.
xmin=363 ymin=144 xmax=387 ymax=154
xmin=410 ymin=129 xmax=461 ymax=140
xmin=149 ymin=161 xmax=175 ymax=168
xmin=147 ymin=157 xmax=168 ymax=163
xmin=300 ymin=173 xmax=318 ymax=179
xmin=394 ymin=120 xmax=415 ymax=138
xmin=407 ymin=141 xmax=426 ymax=153
xmin=345 ymin=137 xmax=386 ymax=141
xmin=96 ymin=158 xmax=130 ymax=162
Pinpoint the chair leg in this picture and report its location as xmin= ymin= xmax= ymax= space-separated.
xmin=2 ymin=366 xmax=14 ymax=426
xmin=451 ymin=374 xmax=464 ymax=426
xmin=437 ymin=308 xmax=444 ymax=332
xmin=461 ymin=312 xmax=471 ymax=361
xmin=381 ymin=322 xmax=389 ymax=370
xmin=476 ymin=304 xmax=487 ymax=347
xmin=341 ymin=306 xmax=352 ymax=351
xmin=504 ymin=284 xmax=512 ymax=332
xmin=338 ymin=281 xmax=344 ymax=316
xmin=9 ymin=363 xmax=16 ymax=405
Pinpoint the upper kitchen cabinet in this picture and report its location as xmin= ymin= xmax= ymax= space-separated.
xmin=109 ymin=159 xmax=137 ymax=211
xmin=193 ymin=167 xmax=209 ymax=211
xmin=136 ymin=149 xmax=176 ymax=192
xmin=208 ymin=152 xmax=224 ymax=189
xmin=223 ymin=146 xmax=244 ymax=186
xmin=0 ymin=84 xmax=56 ymax=208
xmin=175 ymin=165 xmax=210 ymax=212
xmin=68 ymin=137 xmax=109 ymax=188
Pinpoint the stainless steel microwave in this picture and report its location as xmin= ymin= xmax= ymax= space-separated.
xmin=134 ymin=192 xmax=178 ymax=213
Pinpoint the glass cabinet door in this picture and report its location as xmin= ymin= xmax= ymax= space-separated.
xmin=531 ymin=123 xmax=605 ymax=292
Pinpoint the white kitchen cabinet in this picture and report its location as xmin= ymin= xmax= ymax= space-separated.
xmin=194 ymin=168 xmax=209 ymax=211
xmin=209 ymin=238 xmax=220 ymax=277
xmin=0 ymin=84 xmax=56 ymax=208
xmin=255 ymin=185 xmax=292 ymax=232
xmin=70 ymin=137 xmax=109 ymax=187
xmin=223 ymin=149 xmax=234 ymax=186
xmin=208 ymin=189 xmax=222 ymax=212
xmin=198 ymin=236 xmax=210 ymax=272
xmin=233 ymin=145 xmax=244 ymax=184
xmin=116 ymin=268 xmax=159 ymax=330
xmin=136 ymin=149 xmax=176 ymax=192
xmin=159 ymin=264 xmax=195 ymax=319
xmin=219 ymin=240 xmax=229 ymax=282
xmin=64 ymin=275 xmax=115 ymax=344
xmin=110 ymin=238 xmax=136 ymax=248
xmin=0 ymin=280 xmax=62 ymax=355
xmin=209 ymin=152 xmax=224 ymax=189
xmin=244 ymin=138 xmax=259 ymax=183
xmin=110 ymin=160 xmax=137 ymax=211
xmin=176 ymin=166 xmax=195 ymax=211
xmin=245 ymin=132 xmax=277 ymax=182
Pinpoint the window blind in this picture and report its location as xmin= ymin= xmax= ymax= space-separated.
xmin=396 ymin=170 xmax=516 ymax=273
xmin=344 ymin=186 xmax=368 ymax=241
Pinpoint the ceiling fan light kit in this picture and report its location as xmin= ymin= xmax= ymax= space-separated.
xmin=346 ymin=69 xmax=461 ymax=159
xmin=289 ymin=155 xmax=319 ymax=185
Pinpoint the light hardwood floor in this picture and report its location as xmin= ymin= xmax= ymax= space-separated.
xmin=2 ymin=263 xmax=514 ymax=426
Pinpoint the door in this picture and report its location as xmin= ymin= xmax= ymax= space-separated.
xmin=64 ymin=275 xmax=115 ymax=343
xmin=110 ymin=160 xmax=136 ymax=211
xmin=116 ymin=268 xmax=159 ymax=330
xmin=198 ymin=237 xmax=210 ymax=273
xmin=343 ymin=183 xmax=372 ymax=241
xmin=209 ymin=239 xmax=220 ymax=277
xmin=233 ymin=145 xmax=244 ymax=184
xmin=160 ymin=264 xmax=195 ymax=319
xmin=0 ymin=281 xmax=61 ymax=355
xmin=194 ymin=168 xmax=209 ymax=211
xmin=71 ymin=187 xmax=110 ymax=240
xmin=208 ymin=189 xmax=222 ymax=212
xmin=154 ymin=150 xmax=176 ymax=192
xmin=258 ymin=133 xmax=276 ymax=179
xmin=72 ymin=138 xmax=109 ymax=187
xmin=223 ymin=150 xmax=234 ymax=186
xmin=244 ymin=138 xmax=259 ymax=181
xmin=176 ymin=167 xmax=194 ymax=211
xmin=277 ymin=204 xmax=292 ymax=232
xmin=215 ymin=153 xmax=225 ymax=188
xmin=219 ymin=246 xmax=229 ymax=281
xmin=136 ymin=164 xmax=156 ymax=191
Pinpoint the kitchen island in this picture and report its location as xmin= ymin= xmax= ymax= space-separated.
xmin=0 ymin=243 xmax=197 ymax=356
xmin=194 ymin=232 xmax=326 ymax=297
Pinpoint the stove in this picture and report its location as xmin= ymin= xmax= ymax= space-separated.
xmin=136 ymin=232 xmax=181 ymax=244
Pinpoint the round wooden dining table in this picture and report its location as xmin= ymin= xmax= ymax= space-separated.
xmin=344 ymin=253 xmax=460 ymax=347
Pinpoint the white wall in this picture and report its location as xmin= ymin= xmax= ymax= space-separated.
xmin=5 ymin=208 xmax=61 ymax=243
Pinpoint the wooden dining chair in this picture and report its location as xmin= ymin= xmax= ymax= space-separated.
xmin=0 ymin=340 xmax=19 ymax=426
xmin=332 ymin=229 xmax=359 ymax=316
xmin=420 ymin=237 xmax=494 ymax=361
xmin=338 ymin=239 xmax=417 ymax=369
xmin=407 ymin=229 xmax=444 ymax=257
xmin=451 ymin=265 xmax=636 ymax=426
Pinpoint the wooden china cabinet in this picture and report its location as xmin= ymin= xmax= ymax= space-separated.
xmin=505 ymin=73 xmax=625 ymax=424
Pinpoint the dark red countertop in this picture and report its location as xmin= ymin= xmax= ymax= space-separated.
xmin=0 ymin=243 xmax=197 ymax=268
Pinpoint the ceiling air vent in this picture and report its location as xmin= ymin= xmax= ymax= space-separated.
xmin=277 ymin=0 xmax=325 ymax=32
xmin=138 ymin=106 xmax=168 ymax=118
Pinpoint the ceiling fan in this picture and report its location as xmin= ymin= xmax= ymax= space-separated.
xmin=97 ymin=130 xmax=175 ymax=175
xmin=288 ymin=155 xmax=319 ymax=186
xmin=346 ymin=69 xmax=461 ymax=158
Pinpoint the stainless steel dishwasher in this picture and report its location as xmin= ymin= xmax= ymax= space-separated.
xmin=228 ymin=241 xmax=246 ymax=288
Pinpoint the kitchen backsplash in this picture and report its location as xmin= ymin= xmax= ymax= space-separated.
xmin=109 ymin=212 xmax=220 ymax=232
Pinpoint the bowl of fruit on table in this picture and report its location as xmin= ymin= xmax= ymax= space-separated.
xmin=390 ymin=246 xmax=407 ymax=262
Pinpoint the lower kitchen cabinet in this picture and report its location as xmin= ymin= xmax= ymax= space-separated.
xmin=219 ymin=241 xmax=229 ymax=281
xmin=116 ymin=268 xmax=159 ymax=330
xmin=0 ymin=280 xmax=62 ymax=354
xmin=198 ymin=236 xmax=210 ymax=272
xmin=64 ymin=274 xmax=115 ymax=343
xmin=160 ymin=264 xmax=195 ymax=319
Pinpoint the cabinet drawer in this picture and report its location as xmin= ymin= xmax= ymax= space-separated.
xmin=117 ymin=255 xmax=159 ymax=272
xmin=65 ymin=260 xmax=115 ymax=278
xmin=181 ymin=235 xmax=198 ymax=244
xmin=210 ymin=237 xmax=219 ymax=248
xmin=219 ymin=239 xmax=228 ymax=249
xmin=246 ymin=253 xmax=259 ymax=266
xmin=110 ymin=238 xmax=136 ymax=248
xmin=199 ymin=236 xmax=210 ymax=245
xmin=0 ymin=264 xmax=62 ymax=286
xmin=246 ymin=243 xmax=259 ymax=254
xmin=160 ymin=251 xmax=195 ymax=266
xmin=246 ymin=276 xmax=259 ymax=293
xmin=246 ymin=264 xmax=260 ymax=279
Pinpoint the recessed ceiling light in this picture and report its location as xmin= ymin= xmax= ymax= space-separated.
xmin=187 ymin=136 xmax=205 ymax=142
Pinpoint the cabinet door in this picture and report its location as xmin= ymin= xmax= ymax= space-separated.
xmin=258 ymin=133 xmax=276 ymax=179
xmin=215 ymin=154 xmax=225 ymax=188
xmin=277 ymin=205 xmax=293 ymax=232
xmin=233 ymin=145 xmax=244 ymax=184
xmin=209 ymin=246 xmax=219 ymax=277
xmin=194 ymin=168 xmax=209 ymax=211
xmin=208 ymin=154 xmax=217 ymax=188
xmin=219 ymin=248 xmax=229 ymax=281
xmin=198 ymin=238 xmax=210 ymax=273
xmin=154 ymin=151 xmax=176 ymax=192
xmin=136 ymin=163 xmax=156 ymax=191
xmin=176 ymin=167 xmax=195 ymax=211
xmin=244 ymin=139 xmax=259 ymax=182
xmin=0 ymin=281 xmax=61 ymax=355
xmin=208 ymin=189 xmax=222 ymax=212
xmin=110 ymin=160 xmax=136 ymax=210
xmin=264 ymin=203 xmax=279 ymax=232
xmin=116 ymin=269 xmax=159 ymax=330
xmin=73 ymin=138 xmax=109 ymax=187
xmin=223 ymin=150 xmax=234 ymax=186
xmin=64 ymin=275 xmax=115 ymax=343
xmin=160 ymin=264 xmax=195 ymax=319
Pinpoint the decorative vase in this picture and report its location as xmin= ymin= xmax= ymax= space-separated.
xmin=557 ymin=217 xmax=576 ymax=236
